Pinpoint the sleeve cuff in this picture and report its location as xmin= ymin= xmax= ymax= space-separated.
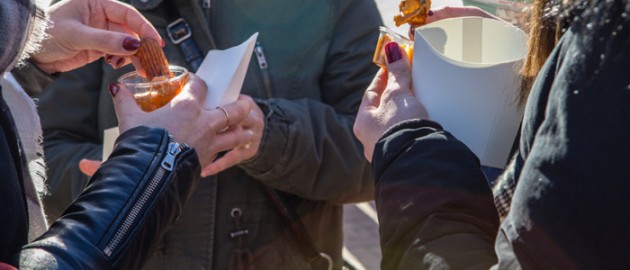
xmin=372 ymin=119 xmax=444 ymax=181
xmin=238 ymin=99 xmax=288 ymax=177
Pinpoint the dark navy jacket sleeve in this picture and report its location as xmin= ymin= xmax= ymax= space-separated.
xmin=373 ymin=119 xmax=499 ymax=270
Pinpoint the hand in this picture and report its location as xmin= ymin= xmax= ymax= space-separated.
xmin=408 ymin=6 xmax=498 ymax=38
xmin=32 ymin=0 xmax=161 ymax=74
xmin=0 ymin=262 xmax=18 ymax=270
xmin=202 ymin=95 xmax=265 ymax=176
xmin=353 ymin=42 xmax=428 ymax=162
xmin=79 ymin=159 xmax=102 ymax=177
xmin=111 ymin=74 xmax=254 ymax=176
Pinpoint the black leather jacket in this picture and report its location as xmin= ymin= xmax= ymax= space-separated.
xmin=0 ymin=88 xmax=201 ymax=269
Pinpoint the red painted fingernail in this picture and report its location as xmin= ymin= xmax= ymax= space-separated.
xmin=108 ymin=82 xmax=119 ymax=97
xmin=428 ymin=10 xmax=434 ymax=16
xmin=122 ymin=38 xmax=141 ymax=51
xmin=116 ymin=58 xmax=125 ymax=67
xmin=105 ymin=55 xmax=113 ymax=63
xmin=385 ymin=42 xmax=402 ymax=64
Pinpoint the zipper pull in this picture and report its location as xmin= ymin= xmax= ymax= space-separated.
xmin=202 ymin=0 xmax=211 ymax=9
xmin=161 ymin=142 xmax=183 ymax=171
xmin=254 ymin=42 xmax=268 ymax=69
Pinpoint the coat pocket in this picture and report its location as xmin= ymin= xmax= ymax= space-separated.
xmin=249 ymin=230 xmax=312 ymax=270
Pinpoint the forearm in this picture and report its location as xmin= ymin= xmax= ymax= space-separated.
xmin=20 ymin=126 xmax=200 ymax=269
xmin=373 ymin=120 xmax=499 ymax=270
xmin=239 ymin=98 xmax=373 ymax=203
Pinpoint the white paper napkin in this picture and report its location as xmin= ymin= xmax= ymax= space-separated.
xmin=197 ymin=32 xmax=258 ymax=109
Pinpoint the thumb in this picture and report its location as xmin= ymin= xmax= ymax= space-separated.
xmin=75 ymin=23 xmax=141 ymax=56
xmin=79 ymin=159 xmax=102 ymax=177
xmin=384 ymin=42 xmax=412 ymax=98
xmin=360 ymin=69 xmax=388 ymax=111
xmin=110 ymin=83 xmax=143 ymax=129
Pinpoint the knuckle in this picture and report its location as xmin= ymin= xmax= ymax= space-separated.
xmin=109 ymin=38 xmax=126 ymax=53
xmin=189 ymin=75 xmax=207 ymax=88
xmin=187 ymin=78 xmax=207 ymax=95
xmin=352 ymin=124 xmax=361 ymax=139
xmin=173 ymin=99 xmax=200 ymax=116
xmin=231 ymin=104 xmax=249 ymax=122
xmin=241 ymin=95 xmax=254 ymax=103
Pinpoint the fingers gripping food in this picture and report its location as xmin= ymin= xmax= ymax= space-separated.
xmin=373 ymin=27 xmax=414 ymax=68
xmin=393 ymin=0 xmax=432 ymax=27
xmin=373 ymin=0 xmax=431 ymax=67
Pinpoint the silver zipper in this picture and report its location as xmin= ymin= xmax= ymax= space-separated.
xmin=202 ymin=0 xmax=211 ymax=9
xmin=103 ymin=140 xmax=185 ymax=257
xmin=255 ymin=42 xmax=273 ymax=98
xmin=161 ymin=142 xmax=183 ymax=171
xmin=254 ymin=42 xmax=268 ymax=69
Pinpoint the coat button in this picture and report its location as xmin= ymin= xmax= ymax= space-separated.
xmin=230 ymin=208 xmax=242 ymax=218
xmin=130 ymin=0 xmax=164 ymax=11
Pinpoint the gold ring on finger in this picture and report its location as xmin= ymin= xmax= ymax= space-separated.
xmin=216 ymin=106 xmax=230 ymax=130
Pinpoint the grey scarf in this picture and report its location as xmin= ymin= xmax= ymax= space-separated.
xmin=0 ymin=0 xmax=49 ymax=74
xmin=1 ymin=0 xmax=50 ymax=240
xmin=0 ymin=0 xmax=33 ymax=73
xmin=1 ymin=73 xmax=48 ymax=241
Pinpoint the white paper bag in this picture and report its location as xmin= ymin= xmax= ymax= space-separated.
xmin=413 ymin=17 xmax=527 ymax=168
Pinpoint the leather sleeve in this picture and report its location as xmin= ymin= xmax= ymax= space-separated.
xmin=373 ymin=119 xmax=499 ymax=270
xmin=19 ymin=126 xmax=200 ymax=270
xmin=238 ymin=0 xmax=382 ymax=204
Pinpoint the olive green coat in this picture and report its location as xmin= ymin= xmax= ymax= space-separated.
xmin=36 ymin=0 xmax=382 ymax=269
